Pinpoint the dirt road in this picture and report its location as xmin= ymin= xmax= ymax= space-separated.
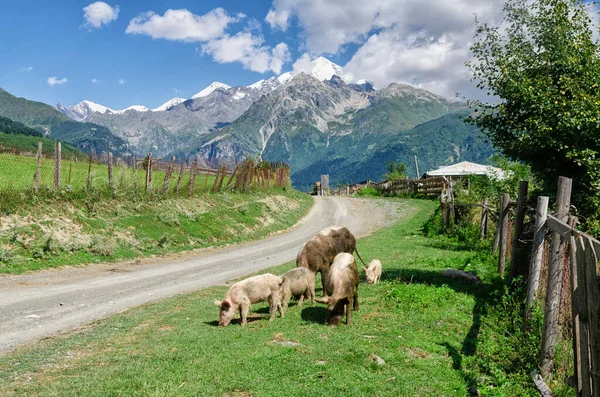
xmin=0 ymin=197 xmax=401 ymax=353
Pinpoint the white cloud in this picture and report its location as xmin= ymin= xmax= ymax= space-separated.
xmin=118 ymin=78 xmax=126 ymax=85
xmin=269 ymin=0 xmax=505 ymax=99
xmin=21 ymin=66 xmax=33 ymax=72
xmin=126 ymin=8 xmax=242 ymax=42
xmin=172 ymin=88 xmax=184 ymax=94
xmin=47 ymin=77 xmax=68 ymax=86
xmin=91 ymin=78 xmax=99 ymax=83
xmin=83 ymin=2 xmax=119 ymax=29
xmin=202 ymin=32 xmax=290 ymax=74
xmin=265 ymin=8 xmax=290 ymax=31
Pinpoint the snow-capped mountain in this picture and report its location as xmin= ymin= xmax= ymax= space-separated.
xmin=192 ymin=82 xmax=231 ymax=99
xmin=56 ymin=100 xmax=115 ymax=121
xmin=120 ymin=105 xmax=150 ymax=113
xmin=301 ymin=56 xmax=351 ymax=82
xmin=152 ymin=98 xmax=187 ymax=112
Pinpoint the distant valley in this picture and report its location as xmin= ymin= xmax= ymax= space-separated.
xmin=1 ymin=57 xmax=493 ymax=189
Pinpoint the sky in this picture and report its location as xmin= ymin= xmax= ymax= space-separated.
xmin=0 ymin=0 xmax=597 ymax=110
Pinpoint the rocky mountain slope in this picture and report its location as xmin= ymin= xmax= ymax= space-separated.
xmin=0 ymin=89 xmax=130 ymax=157
xmin=182 ymin=72 xmax=480 ymax=189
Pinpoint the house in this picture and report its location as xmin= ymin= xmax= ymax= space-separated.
xmin=425 ymin=161 xmax=505 ymax=179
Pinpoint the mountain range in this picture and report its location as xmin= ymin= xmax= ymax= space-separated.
xmin=0 ymin=57 xmax=493 ymax=189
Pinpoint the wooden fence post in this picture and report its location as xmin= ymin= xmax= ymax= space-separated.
xmin=54 ymin=141 xmax=61 ymax=189
xmin=188 ymin=158 xmax=198 ymax=197
xmin=581 ymin=237 xmax=600 ymax=395
xmin=68 ymin=163 xmax=72 ymax=186
xmin=108 ymin=152 xmax=114 ymax=190
xmin=145 ymin=153 xmax=152 ymax=195
xmin=510 ymin=181 xmax=529 ymax=280
xmin=498 ymin=193 xmax=510 ymax=277
xmin=87 ymin=155 xmax=93 ymax=188
xmin=161 ymin=156 xmax=175 ymax=194
xmin=540 ymin=176 xmax=573 ymax=380
xmin=525 ymin=196 xmax=549 ymax=323
xmin=570 ymin=233 xmax=591 ymax=397
xmin=480 ymin=198 xmax=489 ymax=240
xmin=175 ymin=162 xmax=185 ymax=195
xmin=447 ymin=177 xmax=455 ymax=226
xmin=33 ymin=141 xmax=42 ymax=192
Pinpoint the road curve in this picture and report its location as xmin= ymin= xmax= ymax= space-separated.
xmin=0 ymin=196 xmax=398 ymax=353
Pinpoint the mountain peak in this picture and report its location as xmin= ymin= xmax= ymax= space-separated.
xmin=152 ymin=97 xmax=186 ymax=112
xmin=192 ymin=82 xmax=231 ymax=99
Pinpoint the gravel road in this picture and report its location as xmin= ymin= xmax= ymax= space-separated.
xmin=0 ymin=196 xmax=401 ymax=353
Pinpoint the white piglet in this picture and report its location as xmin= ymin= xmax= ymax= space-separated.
xmin=214 ymin=273 xmax=284 ymax=327
xmin=363 ymin=259 xmax=382 ymax=284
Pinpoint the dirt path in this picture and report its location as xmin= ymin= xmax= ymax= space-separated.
xmin=0 ymin=197 xmax=403 ymax=353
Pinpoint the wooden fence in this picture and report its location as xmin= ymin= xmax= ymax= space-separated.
xmin=454 ymin=176 xmax=600 ymax=395
xmin=328 ymin=176 xmax=446 ymax=197
xmin=5 ymin=142 xmax=289 ymax=196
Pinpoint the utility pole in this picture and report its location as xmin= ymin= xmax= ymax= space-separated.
xmin=414 ymin=155 xmax=420 ymax=179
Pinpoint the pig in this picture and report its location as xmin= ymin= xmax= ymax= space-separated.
xmin=315 ymin=252 xmax=359 ymax=326
xmin=297 ymin=226 xmax=366 ymax=296
xmin=280 ymin=267 xmax=316 ymax=310
xmin=213 ymin=273 xmax=284 ymax=327
xmin=363 ymin=259 xmax=382 ymax=284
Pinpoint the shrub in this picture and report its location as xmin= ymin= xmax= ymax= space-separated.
xmin=357 ymin=187 xmax=381 ymax=197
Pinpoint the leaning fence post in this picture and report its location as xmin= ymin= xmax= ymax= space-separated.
xmin=175 ymin=162 xmax=185 ymax=195
xmin=33 ymin=141 xmax=42 ymax=192
xmin=107 ymin=152 xmax=114 ymax=190
xmin=54 ymin=141 xmax=61 ymax=189
xmin=188 ymin=158 xmax=198 ymax=197
xmin=87 ymin=155 xmax=93 ymax=188
xmin=525 ymin=196 xmax=549 ymax=324
xmin=510 ymin=181 xmax=529 ymax=280
xmin=498 ymin=193 xmax=510 ymax=277
xmin=161 ymin=156 xmax=175 ymax=194
xmin=480 ymin=198 xmax=489 ymax=240
xmin=540 ymin=176 xmax=573 ymax=380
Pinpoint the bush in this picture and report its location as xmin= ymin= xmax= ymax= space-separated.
xmin=357 ymin=187 xmax=381 ymax=197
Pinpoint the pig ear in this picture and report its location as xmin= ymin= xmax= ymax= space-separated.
xmin=362 ymin=267 xmax=368 ymax=272
xmin=213 ymin=299 xmax=222 ymax=307
xmin=315 ymin=297 xmax=330 ymax=305
xmin=221 ymin=300 xmax=231 ymax=310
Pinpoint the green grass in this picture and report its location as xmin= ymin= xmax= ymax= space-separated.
xmin=0 ymin=198 xmax=536 ymax=396
xmin=0 ymin=189 xmax=312 ymax=274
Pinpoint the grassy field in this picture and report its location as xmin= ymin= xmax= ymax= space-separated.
xmin=0 ymin=153 xmax=229 ymax=194
xmin=0 ymin=189 xmax=313 ymax=274
xmin=0 ymin=198 xmax=542 ymax=396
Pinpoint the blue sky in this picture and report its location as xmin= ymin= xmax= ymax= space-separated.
xmin=4 ymin=0 xmax=594 ymax=110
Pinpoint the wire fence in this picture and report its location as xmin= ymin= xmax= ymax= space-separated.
xmin=0 ymin=141 xmax=291 ymax=199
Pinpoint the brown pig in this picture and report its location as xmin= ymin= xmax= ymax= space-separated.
xmin=213 ymin=273 xmax=283 ymax=327
xmin=280 ymin=267 xmax=316 ymax=310
xmin=363 ymin=259 xmax=382 ymax=284
xmin=297 ymin=226 xmax=366 ymax=296
xmin=315 ymin=253 xmax=359 ymax=326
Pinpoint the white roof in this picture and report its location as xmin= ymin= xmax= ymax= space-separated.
xmin=426 ymin=161 xmax=505 ymax=178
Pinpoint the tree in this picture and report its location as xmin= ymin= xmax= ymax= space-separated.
xmin=384 ymin=161 xmax=407 ymax=180
xmin=466 ymin=0 xmax=600 ymax=233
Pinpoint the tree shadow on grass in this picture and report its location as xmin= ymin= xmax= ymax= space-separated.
xmin=300 ymin=306 xmax=329 ymax=325
xmin=414 ymin=239 xmax=487 ymax=253
xmin=382 ymin=267 xmax=497 ymax=392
